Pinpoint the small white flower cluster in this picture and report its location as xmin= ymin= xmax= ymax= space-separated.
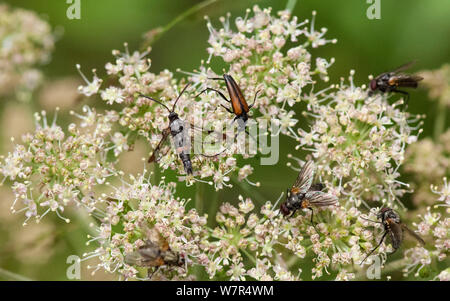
xmin=405 ymin=129 xmax=450 ymax=206
xmin=82 ymin=172 xmax=209 ymax=280
xmin=403 ymin=179 xmax=450 ymax=278
xmin=191 ymin=6 xmax=336 ymax=139
xmin=205 ymin=196 xmax=377 ymax=281
xmin=295 ymin=73 xmax=423 ymax=209
xmin=75 ymin=6 xmax=337 ymax=190
xmin=419 ymin=64 xmax=450 ymax=108
xmin=0 ymin=4 xmax=54 ymax=99
xmin=1 ymin=4 xmax=448 ymax=281
xmin=0 ymin=107 xmax=117 ymax=224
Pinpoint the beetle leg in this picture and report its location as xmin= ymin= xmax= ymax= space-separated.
xmin=220 ymin=104 xmax=234 ymax=114
xmin=195 ymin=88 xmax=231 ymax=103
xmin=244 ymin=129 xmax=257 ymax=144
xmin=248 ymin=89 xmax=261 ymax=109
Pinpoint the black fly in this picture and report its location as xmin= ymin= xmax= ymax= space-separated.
xmin=280 ymin=160 xmax=338 ymax=227
xmin=360 ymin=207 xmax=425 ymax=264
xmin=369 ymin=61 xmax=423 ymax=103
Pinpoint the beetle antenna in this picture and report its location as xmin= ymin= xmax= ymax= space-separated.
xmin=172 ymin=83 xmax=191 ymax=112
xmin=138 ymin=94 xmax=171 ymax=113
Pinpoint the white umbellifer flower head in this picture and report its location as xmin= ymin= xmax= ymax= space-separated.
xmin=290 ymin=71 xmax=423 ymax=210
xmin=82 ymin=171 xmax=209 ymax=280
xmin=0 ymin=107 xmax=117 ymax=224
xmin=0 ymin=4 xmax=55 ymax=99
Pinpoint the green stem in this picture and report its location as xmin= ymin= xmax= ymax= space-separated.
xmin=0 ymin=267 xmax=33 ymax=281
xmin=285 ymin=0 xmax=298 ymax=12
xmin=143 ymin=0 xmax=220 ymax=48
xmin=241 ymin=248 xmax=257 ymax=265
xmin=434 ymin=101 xmax=447 ymax=141
xmin=230 ymin=176 xmax=267 ymax=205
xmin=195 ymin=182 xmax=205 ymax=215
xmin=207 ymin=189 xmax=219 ymax=226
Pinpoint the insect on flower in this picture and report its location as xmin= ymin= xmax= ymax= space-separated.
xmin=125 ymin=233 xmax=185 ymax=279
xmin=139 ymin=84 xmax=195 ymax=175
xmin=196 ymin=74 xmax=259 ymax=138
xmin=360 ymin=207 xmax=426 ymax=265
xmin=280 ymin=160 xmax=338 ymax=226
xmin=369 ymin=61 xmax=424 ymax=103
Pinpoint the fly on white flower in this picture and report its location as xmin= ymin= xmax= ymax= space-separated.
xmin=280 ymin=160 xmax=338 ymax=227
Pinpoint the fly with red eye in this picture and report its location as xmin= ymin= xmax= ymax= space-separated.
xmin=280 ymin=160 xmax=339 ymax=230
xmin=368 ymin=61 xmax=423 ymax=104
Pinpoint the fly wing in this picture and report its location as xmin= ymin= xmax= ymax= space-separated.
xmin=401 ymin=223 xmax=425 ymax=246
xmin=389 ymin=75 xmax=423 ymax=88
xmin=138 ymin=241 xmax=161 ymax=261
xmin=304 ymin=190 xmax=338 ymax=207
xmin=293 ymin=160 xmax=315 ymax=194
xmin=388 ymin=222 xmax=404 ymax=251
xmin=125 ymin=241 xmax=161 ymax=267
xmin=124 ymin=251 xmax=143 ymax=266
xmin=148 ymin=128 xmax=170 ymax=163
xmin=392 ymin=61 xmax=416 ymax=74
xmin=374 ymin=71 xmax=389 ymax=81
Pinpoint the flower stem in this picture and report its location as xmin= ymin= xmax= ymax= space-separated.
xmin=285 ymin=0 xmax=298 ymax=12
xmin=241 ymin=248 xmax=257 ymax=265
xmin=434 ymin=101 xmax=447 ymax=141
xmin=0 ymin=267 xmax=32 ymax=281
xmin=195 ymin=181 xmax=205 ymax=214
xmin=143 ymin=0 xmax=220 ymax=48
xmin=230 ymin=176 xmax=267 ymax=205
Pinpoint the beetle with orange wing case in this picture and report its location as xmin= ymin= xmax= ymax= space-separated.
xmin=196 ymin=74 xmax=259 ymax=136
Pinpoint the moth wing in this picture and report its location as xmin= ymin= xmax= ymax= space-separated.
xmin=401 ymin=223 xmax=425 ymax=246
xmin=293 ymin=160 xmax=315 ymax=194
xmin=304 ymin=190 xmax=338 ymax=207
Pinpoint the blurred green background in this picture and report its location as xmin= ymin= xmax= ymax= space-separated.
xmin=0 ymin=0 xmax=449 ymax=280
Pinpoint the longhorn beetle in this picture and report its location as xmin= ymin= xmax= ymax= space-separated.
xmin=196 ymin=74 xmax=260 ymax=138
xmin=139 ymin=84 xmax=194 ymax=175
